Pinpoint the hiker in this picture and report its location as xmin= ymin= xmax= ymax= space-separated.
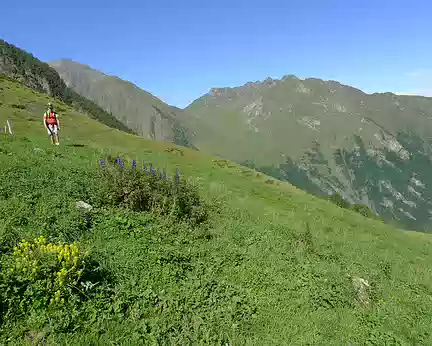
xmin=43 ymin=102 xmax=60 ymax=145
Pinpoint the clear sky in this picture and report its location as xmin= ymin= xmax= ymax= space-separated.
xmin=1 ymin=0 xmax=431 ymax=107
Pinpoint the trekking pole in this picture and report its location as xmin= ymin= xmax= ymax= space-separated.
xmin=46 ymin=122 xmax=53 ymax=137
xmin=6 ymin=120 xmax=13 ymax=136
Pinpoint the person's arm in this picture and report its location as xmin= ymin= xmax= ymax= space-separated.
xmin=57 ymin=116 xmax=60 ymax=130
xmin=43 ymin=113 xmax=48 ymax=128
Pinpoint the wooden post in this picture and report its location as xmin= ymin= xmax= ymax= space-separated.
xmin=6 ymin=120 xmax=13 ymax=136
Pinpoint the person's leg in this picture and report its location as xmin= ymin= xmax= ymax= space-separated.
xmin=47 ymin=126 xmax=55 ymax=144
xmin=54 ymin=125 xmax=60 ymax=145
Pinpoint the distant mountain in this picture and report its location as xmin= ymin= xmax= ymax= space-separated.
xmin=46 ymin=54 xmax=432 ymax=231
xmin=49 ymin=59 xmax=194 ymax=148
xmin=0 ymin=39 xmax=133 ymax=134
xmin=182 ymin=75 xmax=432 ymax=231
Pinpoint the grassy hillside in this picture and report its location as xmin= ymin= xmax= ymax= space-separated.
xmin=1 ymin=77 xmax=432 ymax=345
xmin=184 ymin=76 xmax=432 ymax=232
xmin=0 ymin=39 xmax=133 ymax=134
xmin=49 ymin=59 xmax=194 ymax=148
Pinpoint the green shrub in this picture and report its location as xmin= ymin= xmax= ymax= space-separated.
xmin=0 ymin=236 xmax=88 ymax=323
xmin=10 ymin=103 xmax=26 ymax=110
xmin=327 ymin=193 xmax=379 ymax=221
xmin=351 ymin=203 xmax=374 ymax=218
xmin=90 ymin=158 xmax=208 ymax=225
xmin=33 ymin=202 xmax=93 ymax=242
xmin=328 ymin=193 xmax=351 ymax=209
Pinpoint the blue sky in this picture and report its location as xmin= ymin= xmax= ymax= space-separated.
xmin=1 ymin=0 xmax=431 ymax=107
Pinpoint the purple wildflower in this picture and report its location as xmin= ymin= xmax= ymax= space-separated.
xmin=132 ymin=160 xmax=137 ymax=170
xmin=116 ymin=156 xmax=121 ymax=165
xmin=99 ymin=159 xmax=105 ymax=168
xmin=119 ymin=160 xmax=125 ymax=169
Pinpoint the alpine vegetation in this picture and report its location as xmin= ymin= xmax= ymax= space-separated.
xmin=92 ymin=156 xmax=208 ymax=225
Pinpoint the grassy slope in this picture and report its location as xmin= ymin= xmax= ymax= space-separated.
xmin=1 ymin=77 xmax=432 ymax=344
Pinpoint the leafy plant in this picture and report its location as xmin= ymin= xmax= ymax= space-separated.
xmin=0 ymin=236 xmax=89 ymax=322
xmin=327 ymin=193 xmax=378 ymax=221
xmin=10 ymin=103 xmax=26 ymax=110
xmin=351 ymin=203 xmax=374 ymax=218
xmin=91 ymin=157 xmax=209 ymax=225
xmin=328 ymin=193 xmax=351 ymax=209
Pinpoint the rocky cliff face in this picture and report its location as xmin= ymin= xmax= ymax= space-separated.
xmin=183 ymin=75 xmax=432 ymax=231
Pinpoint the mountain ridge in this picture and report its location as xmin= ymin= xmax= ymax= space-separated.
xmin=46 ymin=54 xmax=432 ymax=232
xmin=183 ymin=72 xmax=432 ymax=232
xmin=49 ymin=59 xmax=195 ymax=148
xmin=197 ymin=75 xmax=381 ymax=102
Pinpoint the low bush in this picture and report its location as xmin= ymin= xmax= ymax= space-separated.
xmin=0 ymin=236 xmax=89 ymax=323
xmin=328 ymin=193 xmax=351 ymax=209
xmin=10 ymin=103 xmax=26 ymax=110
xmin=90 ymin=157 xmax=209 ymax=225
xmin=327 ymin=193 xmax=380 ymax=221
xmin=351 ymin=203 xmax=375 ymax=218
